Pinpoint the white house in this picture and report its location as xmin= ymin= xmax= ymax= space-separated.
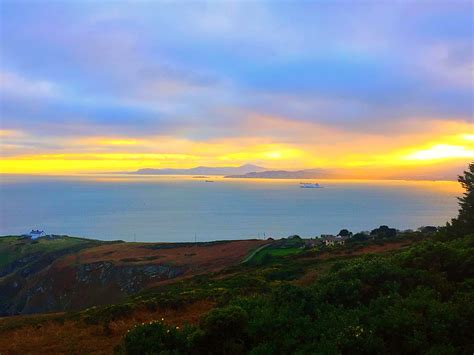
xmin=28 ymin=230 xmax=46 ymax=239
xmin=321 ymin=235 xmax=346 ymax=246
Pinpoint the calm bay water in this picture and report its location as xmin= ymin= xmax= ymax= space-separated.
xmin=0 ymin=175 xmax=462 ymax=242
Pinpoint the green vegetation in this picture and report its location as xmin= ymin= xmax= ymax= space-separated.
xmin=266 ymin=247 xmax=301 ymax=257
xmin=119 ymin=320 xmax=194 ymax=354
xmin=244 ymin=235 xmax=304 ymax=266
xmin=241 ymin=244 xmax=272 ymax=264
xmin=370 ymin=225 xmax=397 ymax=239
xmin=118 ymin=234 xmax=473 ymax=354
xmin=117 ymin=163 xmax=474 ymax=354
xmin=114 ymin=229 xmax=473 ymax=354
xmin=447 ymin=162 xmax=474 ymax=237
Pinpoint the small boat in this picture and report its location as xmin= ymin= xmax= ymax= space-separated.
xmin=299 ymin=182 xmax=322 ymax=188
xmin=205 ymin=180 xmax=215 ymax=183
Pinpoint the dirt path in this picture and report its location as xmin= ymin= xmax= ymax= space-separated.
xmin=241 ymin=242 xmax=272 ymax=263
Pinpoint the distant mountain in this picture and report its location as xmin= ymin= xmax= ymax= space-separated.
xmin=130 ymin=164 xmax=267 ymax=176
xmin=126 ymin=161 xmax=466 ymax=180
xmin=226 ymin=168 xmax=334 ymax=179
xmin=226 ymin=163 xmax=465 ymax=181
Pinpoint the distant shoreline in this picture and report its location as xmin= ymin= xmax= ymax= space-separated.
xmin=0 ymin=173 xmax=458 ymax=182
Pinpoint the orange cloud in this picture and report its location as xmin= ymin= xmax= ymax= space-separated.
xmin=1 ymin=116 xmax=472 ymax=175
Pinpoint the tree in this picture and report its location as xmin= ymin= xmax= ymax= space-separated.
xmin=352 ymin=232 xmax=368 ymax=242
xmin=338 ymin=229 xmax=352 ymax=237
xmin=418 ymin=226 xmax=438 ymax=234
xmin=370 ymin=226 xmax=397 ymax=238
xmin=453 ymin=163 xmax=474 ymax=233
xmin=192 ymin=305 xmax=249 ymax=354
xmin=288 ymin=235 xmax=301 ymax=239
xmin=448 ymin=163 xmax=474 ymax=236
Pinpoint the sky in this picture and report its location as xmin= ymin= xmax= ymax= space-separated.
xmin=0 ymin=0 xmax=473 ymax=175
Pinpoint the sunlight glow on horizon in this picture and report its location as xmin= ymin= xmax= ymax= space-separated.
xmin=404 ymin=144 xmax=474 ymax=161
xmin=1 ymin=132 xmax=472 ymax=175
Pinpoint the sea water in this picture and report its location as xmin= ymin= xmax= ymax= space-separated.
xmin=0 ymin=175 xmax=462 ymax=242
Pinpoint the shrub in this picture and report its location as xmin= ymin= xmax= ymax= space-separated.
xmin=83 ymin=303 xmax=133 ymax=325
xmin=119 ymin=320 xmax=193 ymax=354
xmin=192 ymin=305 xmax=249 ymax=354
xmin=263 ymin=265 xmax=304 ymax=281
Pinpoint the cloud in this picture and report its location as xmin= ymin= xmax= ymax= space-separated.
xmin=0 ymin=1 xmax=472 ymax=174
xmin=404 ymin=144 xmax=474 ymax=161
xmin=0 ymin=71 xmax=59 ymax=98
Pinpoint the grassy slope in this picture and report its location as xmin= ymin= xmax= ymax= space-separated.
xmin=0 ymin=236 xmax=267 ymax=317
xmin=243 ymin=237 xmax=305 ymax=265
xmin=0 ymin=235 xmax=102 ymax=272
xmin=240 ymin=243 xmax=272 ymax=264
xmin=0 ymin=235 xmax=419 ymax=353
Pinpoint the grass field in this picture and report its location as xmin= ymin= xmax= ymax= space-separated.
xmin=244 ymin=242 xmax=304 ymax=265
xmin=267 ymin=247 xmax=302 ymax=257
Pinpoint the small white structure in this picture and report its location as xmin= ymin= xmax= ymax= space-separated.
xmin=28 ymin=229 xmax=46 ymax=239
xmin=321 ymin=235 xmax=346 ymax=246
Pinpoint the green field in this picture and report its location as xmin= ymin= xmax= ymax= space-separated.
xmin=244 ymin=240 xmax=304 ymax=265
xmin=266 ymin=247 xmax=301 ymax=257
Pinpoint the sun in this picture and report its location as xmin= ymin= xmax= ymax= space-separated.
xmin=264 ymin=151 xmax=283 ymax=159
xmin=404 ymin=144 xmax=474 ymax=161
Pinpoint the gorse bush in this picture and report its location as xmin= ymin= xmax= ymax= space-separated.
xmin=192 ymin=305 xmax=249 ymax=354
xmin=118 ymin=307 xmax=250 ymax=355
xmin=119 ymin=320 xmax=193 ymax=354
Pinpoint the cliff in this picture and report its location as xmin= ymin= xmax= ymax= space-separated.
xmin=0 ymin=236 xmax=265 ymax=316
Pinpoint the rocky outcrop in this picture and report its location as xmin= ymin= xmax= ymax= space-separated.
xmin=0 ymin=260 xmax=185 ymax=316
xmin=0 ymin=236 xmax=263 ymax=316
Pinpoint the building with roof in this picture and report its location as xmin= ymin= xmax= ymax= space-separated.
xmin=28 ymin=230 xmax=46 ymax=239
xmin=321 ymin=235 xmax=347 ymax=246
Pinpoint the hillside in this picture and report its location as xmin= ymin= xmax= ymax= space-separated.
xmin=2 ymin=230 xmax=470 ymax=353
xmin=0 ymin=236 xmax=265 ymax=316
xmin=127 ymin=164 xmax=267 ymax=176
xmin=225 ymin=162 xmax=467 ymax=181
xmin=225 ymin=168 xmax=329 ymax=179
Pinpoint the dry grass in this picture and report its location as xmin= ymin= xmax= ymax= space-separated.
xmin=0 ymin=300 xmax=214 ymax=355
xmin=57 ymin=240 xmax=266 ymax=274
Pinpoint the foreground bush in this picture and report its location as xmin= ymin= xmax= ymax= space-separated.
xmin=119 ymin=235 xmax=474 ymax=354
xmin=119 ymin=320 xmax=193 ymax=354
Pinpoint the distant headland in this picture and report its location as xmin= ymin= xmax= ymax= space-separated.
xmin=119 ymin=162 xmax=467 ymax=181
xmin=123 ymin=164 xmax=266 ymax=176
